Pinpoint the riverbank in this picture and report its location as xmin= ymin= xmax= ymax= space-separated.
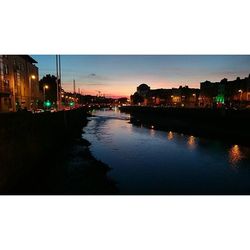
xmin=0 ymin=109 xmax=118 ymax=194
xmin=120 ymin=106 xmax=250 ymax=146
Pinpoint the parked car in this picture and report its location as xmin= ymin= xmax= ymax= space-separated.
xmin=50 ymin=108 xmax=57 ymax=113
xmin=33 ymin=109 xmax=44 ymax=113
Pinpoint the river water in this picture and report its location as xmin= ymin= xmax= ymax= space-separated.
xmin=83 ymin=109 xmax=250 ymax=194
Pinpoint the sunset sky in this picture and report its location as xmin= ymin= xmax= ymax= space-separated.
xmin=33 ymin=55 xmax=250 ymax=98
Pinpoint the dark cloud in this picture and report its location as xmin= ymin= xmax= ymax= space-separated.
xmin=88 ymin=73 xmax=97 ymax=77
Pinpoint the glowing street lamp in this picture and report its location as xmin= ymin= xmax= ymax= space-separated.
xmin=238 ymin=89 xmax=243 ymax=101
xmin=43 ymin=85 xmax=49 ymax=103
xmin=29 ymin=74 xmax=36 ymax=110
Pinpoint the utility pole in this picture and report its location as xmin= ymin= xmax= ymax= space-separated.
xmin=73 ymin=79 xmax=76 ymax=94
xmin=59 ymin=55 xmax=62 ymax=109
xmin=73 ymin=79 xmax=76 ymax=106
xmin=56 ymin=55 xmax=59 ymax=110
xmin=56 ymin=55 xmax=62 ymax=110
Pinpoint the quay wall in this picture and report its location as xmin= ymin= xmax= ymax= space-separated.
xmin=119 ymin=106 xmax=250 ymax=145
xmin=0 ymin=108 xmax=88 ymax=191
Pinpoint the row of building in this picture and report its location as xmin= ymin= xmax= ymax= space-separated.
xmin=0 ymin=55 xmax=40 ymax=112
xmin=131 ymin=75 xmax=250 ymax=108
xmin=0 ymin=55 xmax=126 ymax=112
xmin=200 ymin=77 xmax=250 ymax=107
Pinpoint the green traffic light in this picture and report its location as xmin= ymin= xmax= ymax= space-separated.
xmin=44 ymin=100 xmax=51 ymax=107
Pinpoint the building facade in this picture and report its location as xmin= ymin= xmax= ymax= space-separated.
xmin=131 ymin=84 xmax=200 ymax=107
xmin=0 ymin=55 xmax=40 ymax=112
xmin=200 ymin=75 xmax=250 ymax=108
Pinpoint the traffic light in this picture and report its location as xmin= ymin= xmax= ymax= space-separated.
xmin=44 ymin=100 xmax=51 ymax=108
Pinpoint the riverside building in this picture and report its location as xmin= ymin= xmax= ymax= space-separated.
xmin=0 ymin=55 xmax=40 ymax=112
xmin=131 ymin=84 xmax=200 ymax=107
xmin=200 ymin=75 xmax=250 ymax=108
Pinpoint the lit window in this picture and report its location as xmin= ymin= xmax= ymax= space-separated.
xmin=4 ymin=79 xmax=9 ymax=89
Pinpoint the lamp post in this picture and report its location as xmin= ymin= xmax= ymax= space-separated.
xmin=43 ymin=85 xmax=49 ymax=108
xmin=238 ymin=89 xmax=243 ymax=101
xmin=56 ymin=55 xmax=62 ymax=111
xmin=193 ymin=93 xmax=197 ymax=107
xmin=29 ymin=74 xmax=36 ymax=110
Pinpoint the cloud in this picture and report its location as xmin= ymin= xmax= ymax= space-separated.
xmin=88 ymin=73 xmax=97 ymax=77
xmin=85 ymin=83 xmax=107 ymax=86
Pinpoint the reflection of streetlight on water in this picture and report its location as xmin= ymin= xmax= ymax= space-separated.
xmin=167 ymin=131 xmax=174 ymax=140
xmin=229 ymin=145 xmax=243 ymax=166
xmin=187 ymin=135 xmax=196 ymax=149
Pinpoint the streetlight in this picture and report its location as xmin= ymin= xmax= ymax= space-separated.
xmin=29 ymin=74 xmax=36 ymax=110
xmin=43 ymin=85 xmax=49 ymax=105
xmin=170 ymin=95 xmax=174 ymax=106
xmin=238 ymin=89 xmax=243 ymax=101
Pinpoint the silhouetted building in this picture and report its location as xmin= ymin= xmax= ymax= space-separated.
xmin=131 ymin=84 xmax=200 ymax=107
xmin=170 ymin=86 xmax=200 ymax=107
xmin=0 ymin=55 xmax=40 ymax=112
xmin=200 ymin=75 xmax=250 ymax=108
xmin=137 ymin=83 xmax=150 ymax=97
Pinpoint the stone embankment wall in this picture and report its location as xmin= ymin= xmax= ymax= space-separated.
xmin=0 ymin=108 xmax=88 ymax=190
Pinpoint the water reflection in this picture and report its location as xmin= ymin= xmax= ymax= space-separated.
xmin=84 ymin=110 xmax=250 ymax=194
xmin=150 ymin=126 xmax=155 ymax=136
xmin=167 ymin=131 xmax=174 ymax=140
xmin=187 ymin=135 xmax=196 ymax=149
xmin=229 ymin=145 xmax=243 ymax=166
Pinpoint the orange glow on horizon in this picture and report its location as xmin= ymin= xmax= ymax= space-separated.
xmin=61 ymin=80 xmax=201 ymax=98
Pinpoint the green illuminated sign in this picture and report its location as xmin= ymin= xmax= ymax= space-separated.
xmin=216 ymin=95 xmax=224 ymax=104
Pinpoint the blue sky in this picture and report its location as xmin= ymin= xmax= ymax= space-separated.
xmin=32 ymin=55 xmax=250 ymax=97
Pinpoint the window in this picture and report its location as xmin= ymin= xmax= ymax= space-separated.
xmin=4 ymin=80 xmax=10 ymax=90
xmin=3 ymin=64 xmax=9 ymax=75
xmin=4 ymin=79 xmax=9 ymax=86
xmin=19 ymin=63 xmax=24 ymax=71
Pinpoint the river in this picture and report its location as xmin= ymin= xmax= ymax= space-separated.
xmin=83 ymin=109 xmax=250 ymax=194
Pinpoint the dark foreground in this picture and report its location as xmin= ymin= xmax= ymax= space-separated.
xmin=0 ymin=109 xmax=118 ymax=194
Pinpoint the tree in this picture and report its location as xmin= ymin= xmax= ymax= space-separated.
xmin=117 ymin=97 xmax=128 ymax=104
xmin=131 ymin=92 xmax=144 ymax=105
xmin=39 ymin=74 xmax=58 ymax=103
